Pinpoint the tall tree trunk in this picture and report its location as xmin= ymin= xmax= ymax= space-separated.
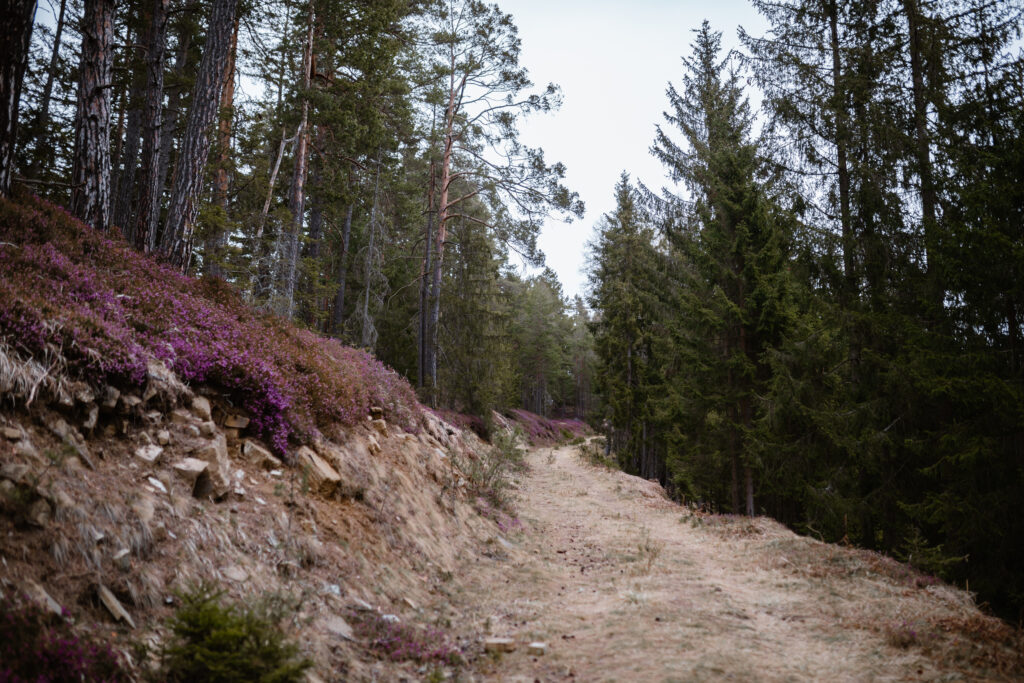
xmin=134 ymin=0 xmax=169 ymax=253
xmin=204 ymin=15 xmax=239 ymax=279
xmin=161 ymin=0 xmax=239 ymax=270
xmin=71 ymin=0 xmax=117 ymax=230
xmin=418 ymin=172 xmax=433 ymax=389
xmin=152 ymin=25 xmax=191 ymax=247
xmin=278 ymin=3 xmax=314 ymax=317
xmin=26 ymin=0 xmax=66 ymax=180
xmin=902 ymin=0 xmax=941 ymax=308
xmin=300 ymin=160 xmax=323 ymax=327
xmin=0 ymin=0 xmax=35 ymax=197
xmin=428 ymin=48 xmax=468 ymax=404
xmin=827 ymin=0 xmax=855 ymax=304
xmin=360 ymin=158 xmax=381 ymax=348
xmin=332 ymin=202 xmax=354 ymax=336
xmin=113 ymin=30 xmax=148 ymax=237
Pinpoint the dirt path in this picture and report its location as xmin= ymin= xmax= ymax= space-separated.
xmin=445 ymin=442 xmax=973 ymax=682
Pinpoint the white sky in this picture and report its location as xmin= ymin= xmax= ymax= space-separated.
xmin=500 ymin=0 xmax=769 ymax=300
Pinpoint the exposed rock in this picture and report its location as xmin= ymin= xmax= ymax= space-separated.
xmin=195 ymin=435 xmax=232 ymax=498
xmin=27 ymin=498 xmax=51 ymax=527
xmin=243 ymin=440 xmax=282 ymax=470
xmin=371 ymin=419 xmax=389 ymax=438
xmin=14 ymin=439 xmax=40 ymax=461
xmin=527 ymin=642 xmax=547 ymax=656
xmin=367 ymin=434 xmax=381 ymax=456
xmin=170 ymin=408 xmax=195 ymax=425
xmin=24 ymin=579 xmax=63 ymax=616
xmin=134 ymin=444 xmax=163 ymax=464
xmin=146 ymin=477 xmax=167 ymax=494
xmin=45 ymin=417 xmax=95 ymax=469
xmin=369 ymin=406 xmax=384 ymax=420
xmin=351 ymin=597 xmax=374 ymax=612
xmin=198 ymin=421 xmax=218 ymax=437
xmin=101 ymin=386 xmax=120 ymax=409
xmin=82 ymin=404 xmax=99 ymax=431
xmin=119 ymin=394 xmax=142 ymax=413
xmin=98 ymin=585 xmax=136 ymax=628
xmin=224 ymin=414 xmax=250 ymax=429
xmin=185 ymin=424 xmax=201 ymax=438
xmin=73 ymin=383 xmax=96 ymax=404
xmin=172 ymin=458 xmax=211 ymax=497
xmin=223 ymin=565 xmax=248 ymax=582
xmin=156 ymin=429 xmax=170 ymax=446
xmin=2 ymin=426 xmax=22 ymax=440
xmin=222 ymin=427 xmax=240 ymax=443
xmin=132 ymin=494 xmax=155 ymax=523
xmin=113 ymin=548 xmax=131 ymax=571
xmin=484 ymin=637 xmax=517 ymax=653
xmin=403 ymin=597 xmax=417 ymax=610
xmin=144 ymin=358 xmax=187 ymax=404
xmin=191 ymin=396 xmax=212 ymax=421
xmin=295 ymin=446 xmax=341 ymax=497
xmin=1 ymin=462 xmax=31 ymax=484
xmin=323 ymin=615 xmax=355 ymax=641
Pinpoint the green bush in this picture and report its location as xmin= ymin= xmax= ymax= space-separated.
xmin=158 ymin=584 xmax=311 ymax=683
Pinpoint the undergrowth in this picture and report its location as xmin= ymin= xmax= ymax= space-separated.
xmin=157 ymin=583 xmax=310 ymax=683
xmin=0 ymin=592 xmax=129 ymax=682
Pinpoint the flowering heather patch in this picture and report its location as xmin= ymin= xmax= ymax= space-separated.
xmin=427 ymin=407 xmax=488 ymax=439
xmin=350 ymin=610 xmax=462 ymax=666
xmin=0 ymin=592 xmax=129 ymax=682
xmin=507 ymin=409 xmax=591 ymax=446
xmin=0 ymin=192 xmax=421 ymax=454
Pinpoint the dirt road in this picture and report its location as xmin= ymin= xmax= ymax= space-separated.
xmin=445 ymin=442 xmax=1000 ymax=682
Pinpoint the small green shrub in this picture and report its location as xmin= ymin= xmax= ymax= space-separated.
xmin=0 ymin=592 xmax=129 ymax=682
xmin=454 ymin=427 xmax=526 ymax=512
xmin=158 ymin=584 xmax=310 ymax=683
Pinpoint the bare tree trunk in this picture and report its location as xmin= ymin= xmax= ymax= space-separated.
xmin=161 ymin=0 xmax=239 ymax=270
xmin=113 ymin=30 xmax=148 ymax=237
xmin=71 ymin=0 xmax=117 ymax=230
xmin=332 ymin=202 xmax=354 ymax=336
xmin=418 ymin=168 xmax=434 ymax=389
xmin=278 ymin=3 xmax=314 ymax=317
xmin=204 ymin=16 xmax=238 ymax=279
xmin=152 ymin=25 xmax=191 ymax=247
xmin=26 ymin=0 xmax=65 ymax=180
xmin=0 ymin=0 xmax=35 ymax=197
xmin=134 ymin=0 xmax=169 ymax=253
xmin=827 ymin=0 xmax=855 ymax=303
xmin=902 ymin=0 xmax=941 ymax=307
xmin=360 ymin=157 xmax=381 ymax=348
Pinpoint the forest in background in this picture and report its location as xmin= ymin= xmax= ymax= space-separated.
xmin=1 ymin=0 xmax=1023 ymax=619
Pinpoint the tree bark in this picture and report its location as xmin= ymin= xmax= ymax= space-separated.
xmin=332 ymin=202 xmax=354 ymax=336
xmin=152 ymin=24 xmax=191 ymax=247
xmin=902 ymin=0 xmax=941 ymax=308
xmin=71 ymin=0 xmax=117 ymax=230
xmin=418 ymin=165 xmax=434 ymax=389
xmin=278 ymin=3 xmax=314 ymax=317
xmin=113 ymin=28 xmax=148 ymax=237
xmin=0 ymin=0 xmax=35 ymax=197
xmin=204 ymin=16 xmax=239 ymax=279
xmin=134 ymin=0 xmax=169 ymax=253
xmin=161 ymin=0 xmax=239 ymax=270
xmin=26 ymin=0 xmax=65 ymax=180
xmin=360 ymin=157 xmax=381 ymax=348
xmin=828 ymin=0 xmax=855 ymax=304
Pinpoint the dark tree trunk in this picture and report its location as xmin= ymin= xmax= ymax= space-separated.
xmin=161 ymin=0 xmax=239 ymax=270
xmin=26 ymin=0 xmax=65 ymax=180
xmin=71 ymin=0 xmax=117 ymax=230
xmin=332 ymin=202 xmax=354 ymax=336
xmin=418 ymin=162 xmax=434 ymax=389
xmin=204 ymin=15 xmax=239 ymax=279
xmin=113 ymin=36 xmax=148 ymax=236
xmin=134 ymin=0 xmax=169 ymax=253
xmin=278 ymin=4 xmax=314 ymax=317
xmin=152 ymin=26 xmax=191 ymax=248
xmin=0 ymin=0 xmax=35 ymax=197
xmin=828 ymin=0 xmax=855 ymax=304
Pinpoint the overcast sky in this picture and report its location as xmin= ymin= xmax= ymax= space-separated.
xmin=499 ymin=0 xmax=769 ymax=300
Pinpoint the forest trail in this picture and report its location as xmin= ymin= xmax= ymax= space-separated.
xmin=447 ymin=442 xmax=985 ymax=682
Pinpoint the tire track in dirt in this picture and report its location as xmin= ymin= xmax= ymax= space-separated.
xmin=448 ymin=442 xmax=959 ymax=682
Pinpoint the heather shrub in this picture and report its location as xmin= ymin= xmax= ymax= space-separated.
xmin=506 ymin=409 xmax=590 ymax=446
xmin=350 ymin=611 xmax=462 ymax=666
xmin=157 ymin=584 xmax=310 ymax=683
xmin=0 ymin=592 xmax=129 ymax=682
xmin=0 ymin=192 xmax=421 ymax=454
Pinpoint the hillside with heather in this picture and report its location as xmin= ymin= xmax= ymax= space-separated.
xmin=3 ymin=0 xmax=1024 ymax=679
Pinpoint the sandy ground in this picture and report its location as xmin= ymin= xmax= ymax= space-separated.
xmin=441 ymin=442 xmax=990 ymax=682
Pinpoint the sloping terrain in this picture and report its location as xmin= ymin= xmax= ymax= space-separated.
xmin=444 ymin=443 xmax=1024 ymax=682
